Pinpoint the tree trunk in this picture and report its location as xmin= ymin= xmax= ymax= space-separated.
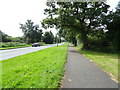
xmin=80 ymin=23 xmax=89 ymax=50
xmin=81 ymin=31 xmax=89 ymax=50
xmin=74 ymin=39 xmax=77 ymax=46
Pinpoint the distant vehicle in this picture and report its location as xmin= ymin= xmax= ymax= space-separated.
xmin=32 ymin=43 xmax=40 ymax=47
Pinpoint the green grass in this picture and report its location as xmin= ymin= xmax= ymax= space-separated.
xmin=2 ymin=44 xmax=68 ymax=88
xmin=77 ymin=46 xmax=118 ymax=82
xmin=0 ymin=45 xmax=30 ymax=50
xmin=0 ymin=42 xmax=30 ymax=50
xmin=0 ymin=62 xmax=1 ymax=89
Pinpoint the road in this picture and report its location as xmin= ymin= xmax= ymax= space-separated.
xmin=62 ymin=46 xmax=118 ymax=88
xmin=0 ymin=43 xmax=63 ymax=61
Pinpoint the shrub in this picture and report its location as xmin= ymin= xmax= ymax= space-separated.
xmin=37 ymin=42 xmax=46 ymax=46
xmin=0 ymin=42 xmax=29 ymax=48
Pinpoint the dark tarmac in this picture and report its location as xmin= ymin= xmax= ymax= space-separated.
xmin=62 ymin=46 xmax=118 ymax=88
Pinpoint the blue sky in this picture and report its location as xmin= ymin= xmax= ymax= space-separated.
xmin=0 ymin=0 xmax=119 ymax=37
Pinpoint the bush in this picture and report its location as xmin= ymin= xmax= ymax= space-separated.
xmin=0 ymin=42 xmax=29 ymax=48
xmin=35 ymin=42 xmax=45 ymax=46
xmin=87 ymin=36 xmax=108 ymax=48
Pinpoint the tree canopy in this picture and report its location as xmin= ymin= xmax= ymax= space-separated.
xmin=43 ymin=31 xmax=54 ymax=44
xmin=0 ymin=30 xmax=12 ymax=42
xmin=20 ymin=20 xmax=43 ymax=44
xmin=42 ymin=2 xmax=110 ymax=50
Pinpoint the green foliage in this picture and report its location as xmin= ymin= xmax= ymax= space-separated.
xmin=2 ymin=45 xmax=68 ymax=88
xmin=88 ymin=36 xmax=108 ymax=48
xmin=20 ymin=20 xmax=43 ymax=44
xmin=0 ymin=30 xmax=24 ymax=43
xmin=42 ymin=2 xmax=110 ymax=50
xmin=36 ymin=42 xmax=46 ymax=46
xmin=12 ymin=37 xmax=23 ymax=42
xmin=43 ymin=31 xmax=54 ymax=44
xmin=54 ymin=35 xmax=62 ymax=44
xmin=101 ymin=1 xmax=120 ymax=51
xmin=0 ymin=30 xmax=12 ymax=42
xmin=0 ymin=42 xmax=29 ymax=48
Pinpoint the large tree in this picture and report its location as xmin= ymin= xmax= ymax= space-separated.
xmin=42 ymin=2 xmax=110 ymax=50
xmin=20 ymin=20 xmax=43 ymax=44
xmin=101 ymin=1 xmax=120 ymax=51
xmin=0 ymin=30 xmax=12 ymax=42
xmin=43 ymin=31 xmax=54 ymax=44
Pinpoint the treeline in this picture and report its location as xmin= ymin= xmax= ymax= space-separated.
xmin=0 ymin=20 xmax=63 ymax=45
xmin=0 ymin=30 xmax=23 ymax=42
xmin=20 ymin=20 xmax=63 ymax=44
xmin=42 ymin=2 xmax=120 ymax=52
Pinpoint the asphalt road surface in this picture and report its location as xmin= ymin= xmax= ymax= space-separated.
xmin=0 ymin=43 xmax=63 ymax=61
xmin=62 ymin=46 xmax=118 ymax=88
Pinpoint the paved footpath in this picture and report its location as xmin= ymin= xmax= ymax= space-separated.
xmin=62 ymin=46 xmax=118 ymax=88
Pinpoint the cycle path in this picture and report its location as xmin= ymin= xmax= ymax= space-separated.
xmin=62 ymin=46 xmax=118 ymax=88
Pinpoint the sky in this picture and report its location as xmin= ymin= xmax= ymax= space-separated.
xmin=0 ymin=0 xmax=119 ymax=37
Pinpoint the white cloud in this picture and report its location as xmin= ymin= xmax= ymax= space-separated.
xmin=107 ymin=0 xmax=119 ymax=11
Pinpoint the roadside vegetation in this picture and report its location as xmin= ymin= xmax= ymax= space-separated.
xmin=2 ymin=43 xmax=68 ymax=88
xmin=0 ymin=42 xmax=30 ymax=50
xmin=42 ymin=1 xmax=119 ymax=83
xmin=77 ymin=44 xmax=118 ymax=82
xmin=42 ymin=2 xmax=120 ymax=51
xmin=19 ymin=20 xmax=63 ymax=44
xmin=1 ymin=1 xmax=119 ymax=88
xmin=0 ymin=24 xmax=63 ymax=49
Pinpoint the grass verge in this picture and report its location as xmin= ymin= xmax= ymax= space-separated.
xmin=0 ymin=61 xmax=1 ymax=89
xmin=2 ymin=44 xmax=68 ymax=88
xmin=77 ymin=46 xmax=118 ymax=82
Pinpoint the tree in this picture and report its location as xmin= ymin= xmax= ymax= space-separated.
xmin=103 ymin=1 xmax=120 ymax=51
xmin=43 ymin=31 xmax=54 ymax=44
xmin=20 ymin=20 xmax=43 ymax=44
xmin=42 ymin=2 xmax=110 ymax=50
xmin=49 ymin=31 xmax=54 ymax=42
xmin=0 ymin=30 xmax=12 ymax=42
xmin=12 ymin=37 xmax=23 ymax=42
xmin=58 ymin=28 xmax=77 ymax=46
xmin=33 ymin=25 xmax=43 ymax=42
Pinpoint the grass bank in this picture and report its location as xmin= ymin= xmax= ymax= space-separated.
xmin=2 ymin=44 xmax=68 ymax=88
xmin=77 ymin=46 xmax=118 ymax=82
